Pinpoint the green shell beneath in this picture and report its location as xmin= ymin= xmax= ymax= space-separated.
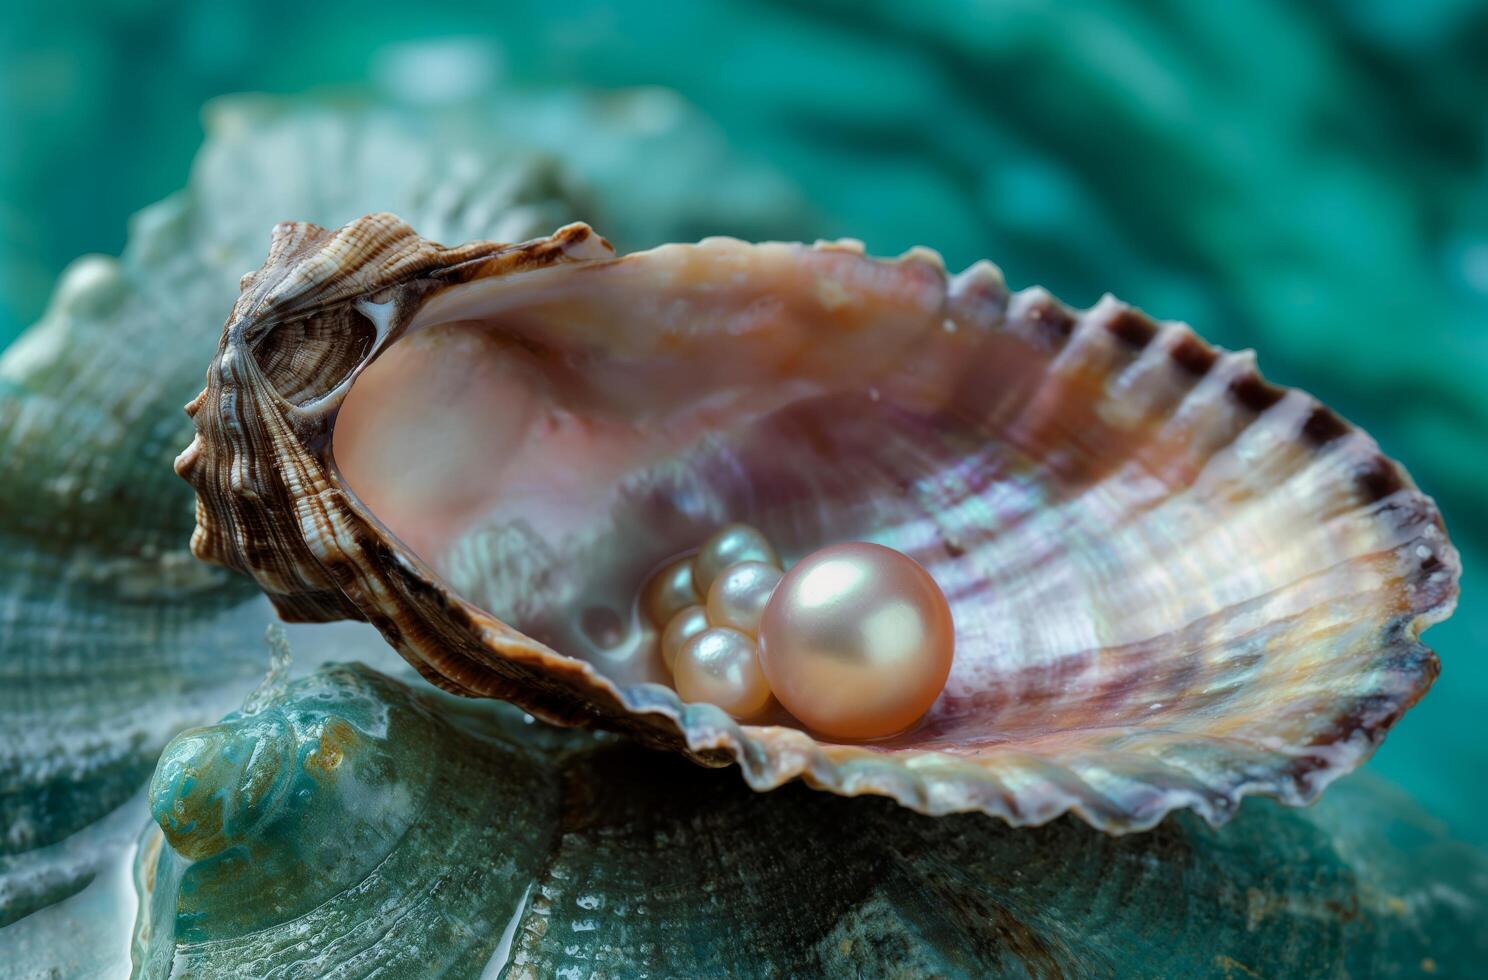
xmin=134 ymin=660 xmax=1488 ymax=977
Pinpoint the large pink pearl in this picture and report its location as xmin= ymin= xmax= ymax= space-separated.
xmin=757 ymin=542 xmax=953 ymax=739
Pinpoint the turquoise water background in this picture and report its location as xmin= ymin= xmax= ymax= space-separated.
xmin=3 ymin=2 xmax=1484 ymax=844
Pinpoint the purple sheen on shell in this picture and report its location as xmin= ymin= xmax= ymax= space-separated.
xmin=177 ymin=213 xmax=1460 ymax=831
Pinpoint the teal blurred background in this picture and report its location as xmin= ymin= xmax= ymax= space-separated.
xmin=2 ymin=1 xmax=1484 ymax=842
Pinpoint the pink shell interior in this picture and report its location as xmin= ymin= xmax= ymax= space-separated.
xmin=330 ymin=237 xmax=1455 ymax=827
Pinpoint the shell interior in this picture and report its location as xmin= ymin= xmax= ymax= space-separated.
xmin=181 ymin=216 xmax=1459 ymax=830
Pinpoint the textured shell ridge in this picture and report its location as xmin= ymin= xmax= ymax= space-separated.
xmin=179 ymin=214 xmax=1459 ymax=832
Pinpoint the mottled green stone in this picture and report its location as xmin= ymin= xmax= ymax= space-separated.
xmin=137 ymin=662 xmax=1488 ymax=977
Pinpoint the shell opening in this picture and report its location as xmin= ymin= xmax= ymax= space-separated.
xmin=252 ymin=308 xmax=379 ymax=406
xmin=332 ymin=241 xmax=977 ymax=701
xmin=328 ymin=235 xmax=1450 ymax=762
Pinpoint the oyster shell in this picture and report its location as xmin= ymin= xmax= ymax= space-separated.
xmin=180 ymin=214 xmax=1459 ymax=830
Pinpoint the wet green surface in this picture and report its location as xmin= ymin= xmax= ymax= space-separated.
xmin=136 ymin=661 xmax=1488 ymax=977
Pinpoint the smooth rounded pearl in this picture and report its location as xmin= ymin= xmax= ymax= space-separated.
xmin=673 ymin=627 xmax=773 ymax=720
xmin=660 ymin=605 xmax=709 ymax=673
xmin=757 ymin=542 xmax=953 ymax=740
xmin=706 ymin=561 xmax=782 ymax=637
xmin=693 ymin=524 xmax=779 ymax=593
xmin=641 ymin=556 xmax=700 ymax=627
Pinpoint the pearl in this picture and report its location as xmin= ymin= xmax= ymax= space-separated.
xmin=757 ymin=542 xmax=953 ymax=740
xmin=660 ymin=605 xmax=709 ymax=672
xmin=641 ymin=556 xmax=700 ymax=627
xmin=693 ymin=524 xmax=778 ymax=593
xmin=706 ymin=561 xmax=782 ymax=636
xmin=673 ymin=627 xmax=773 ymax=720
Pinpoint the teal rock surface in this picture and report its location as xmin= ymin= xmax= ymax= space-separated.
xmin=135 ymin=661 xmax=1488 ymax=977
xmin=136 ymin=665 xmax=561 ymax=975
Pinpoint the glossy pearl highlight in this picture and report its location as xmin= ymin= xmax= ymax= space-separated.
xmin=706 ymin=561 xmax=782 ymax=636
xmin=660 ymin=605 xmax=710 ymax=672
xmin=673 ymin=627 xmax=773 ymax=720
xmin=757 ymin=542 xmax=953 ymax=740
xmin=642 ymin=556 xmax=700 ymax=627
xmin=693 ymin=524 xmax=779 ymax=593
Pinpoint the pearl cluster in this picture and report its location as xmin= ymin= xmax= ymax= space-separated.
xmin=643 ymin=524 xmax=781 ymax=721
xmin=643 ymin=524 xmax=956 ymax=739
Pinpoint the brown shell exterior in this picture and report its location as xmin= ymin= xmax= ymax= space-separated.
xmin=176 ymin=214 xmax=698 ymax=751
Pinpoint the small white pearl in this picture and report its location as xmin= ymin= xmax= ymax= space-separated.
xmin=641 ymin=556 xmax=699 ymax=627
xmin=758 ymin=542 xmax=953 ymax=739
xmin=673 ymin=627 xmax=773 ymax=720
xmin=660 ymin=605 xmax=709 ymax=673
xmin=706 ymin=561 xmax=782 ymax=636
xmin=693 ymin=524 xmax=778 ymax=593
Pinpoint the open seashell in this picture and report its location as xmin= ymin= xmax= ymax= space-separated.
xmin=178 ymin=213 xmax=1460 ymax=831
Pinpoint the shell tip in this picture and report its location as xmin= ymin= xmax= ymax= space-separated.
xmin=899 ymin=245 xmax=946 ymax=272
xmin=812 ymin=238 xmax=866 ymax=255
